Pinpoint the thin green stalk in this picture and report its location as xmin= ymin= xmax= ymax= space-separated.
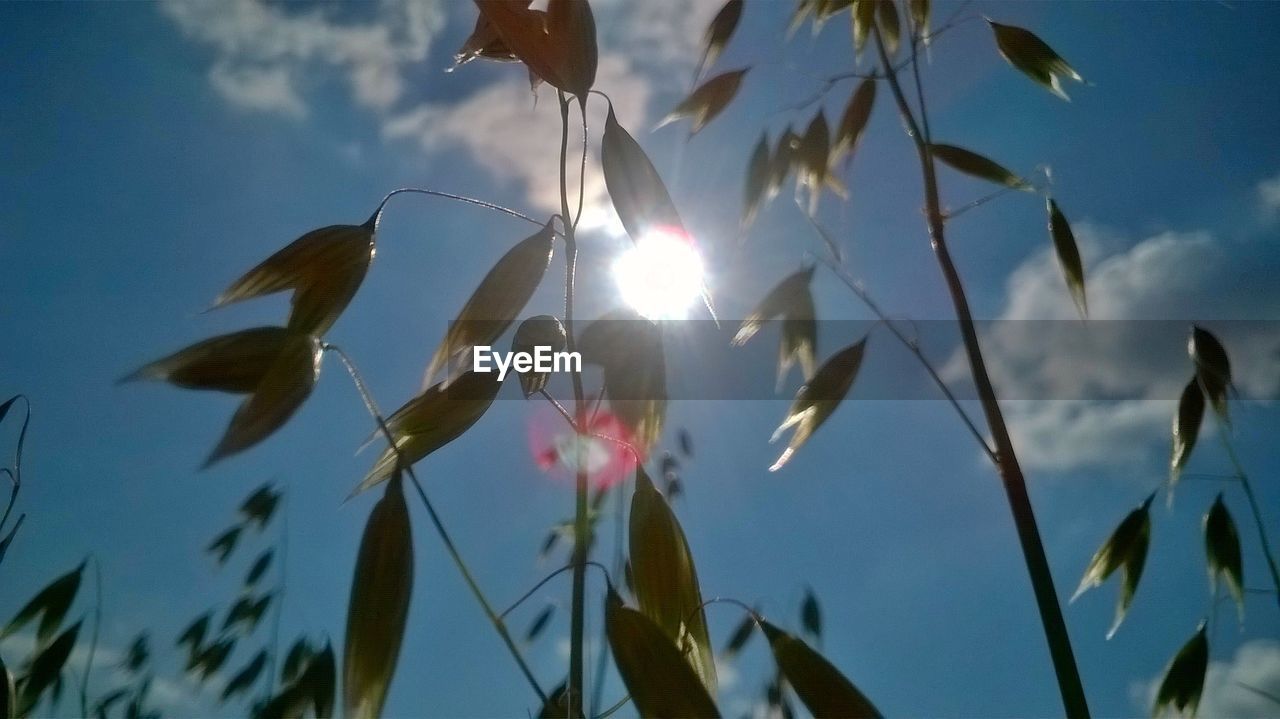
xmin=1215 ymin=419 xmax=1280 ymax=610
xmin=556 ymin=89 xmax=591 ymax=719
xmin=78 ymin=556 xmax=102 ymax=719
xmin=872 ymin=25 xmax=1090 ymax=718
xmin=325 ymin=345 xmax=548 ymax=706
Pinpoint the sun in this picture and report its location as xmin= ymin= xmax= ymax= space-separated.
xmin=611 ymin=227 xmax=706 ymax=321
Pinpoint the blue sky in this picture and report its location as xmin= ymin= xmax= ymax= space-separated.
xmin=2 ymin=1 xmax=1280 ymax=717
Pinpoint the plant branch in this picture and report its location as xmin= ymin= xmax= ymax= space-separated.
xmin=872 ymin=24 xmax=1091 ymax=718
xmin=324 ymin=344 xmax=548 ymax=706
xmin=78 ymin=555 xmax=103 ymax=719
xmin=376 ymin=188 xmax=547 ymax=231
xmin=1214 ymin=416 xmax=1280 ymax=610
xmin=558 ymin=89 xmax=591 ymax=718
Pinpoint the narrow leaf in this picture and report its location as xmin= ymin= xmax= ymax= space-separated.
xmin=1153 ymin=624 xmax=1208 ymax=718
xmin=1171 ymin=377 xmax=1205 ymax=485
xmin=629 ymin=466 xmax=717 ymax=693
xmin=831 ymin=79 xmax=876 ymax=167
xmin=742 ymin=133 xmax=771 ymax=231
xmin=876 ymin=0 xmax=899 ymax=56
xmin=239 ymin=484 xmax=281 ymax=529
xmin=800 ymin=589 xmax=822 ymax=641
xmin=423 ymin=221 xmax=555 ymax=386
xmin=603 ymin=105 xmax=686 ymax=244
xmin=1071 ymin=493 xmax=1152 ymax=638
xmin=357 ymin=370 xmax=503 ymax=495
xmin=1047 ymin=199 xmax=1087 ymax=317
xmin=122 ymin=327 xmax=291 ymax=393
xmin=988 ymin=20 xmax=1083 ymax=100
xmin=221 ymin=651 xmax=267 ymax=702
xmin=910 ymin=0 xmax=930 ymax=36
xmin=659 ymin=68 xmax=750 ymax=136
xmin=768 ymin=128 xmax=801 ymax=198
xmin=770 ymin=337 xmax=868 ymax=471
xmin=733 ymin=267 xmax=817 ymax=389
xmin=604 ymin=590 xmax=721 ymax=718
xmin=476 ymin=0 xmax=597 ymax=98
xmin=344 ymin=475 xmax=413 ymax=719
xmin=176 ymin=612 xmax=211 ymax=653
xmin=720 ymin=612 xmax=756 ymax=659
xmin=577 ymin=311 xmax=668 ymax=452
xmin=695 ymin=0 xmax=744 ymax=81
xmin=207 ymin=526 xmax=242 ymax=565
xmin=761 ymin=620 xmax=882 ymax=718
xmin=206 ymin=332 xmax=323 ymax=466
xmin=1189 ymin=326 xmax=1231 ymax=419
xmin=16 ymin=621 xmax=81 ymax=715
xmin=213 ymin=222 xmax=376 ymax=336
xmin=930 ymin=143 xmax=1031 ymax=190
xmin=1204 ymin=494 xmax=1244 ymax=619
xmin=1 ymin=561 xmax=84 ymax=643
xmin=524 ymin=605 xmax=554 ymax=643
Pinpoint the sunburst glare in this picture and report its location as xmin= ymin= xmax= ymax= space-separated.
xmin=611 ymin=227 xmax=706 ymax=321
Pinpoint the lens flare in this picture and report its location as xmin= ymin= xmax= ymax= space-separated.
xmin=528 ymin=407 xmax=638 ymax=490
xmin=611 ymin=228 xmax=705 ymax=321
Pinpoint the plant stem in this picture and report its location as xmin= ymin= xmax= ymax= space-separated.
xmin=1215 ymin=420 xmax=1280 ymax=610
xmin=557 ymin=90 xmax=590 ymax=717
xmin=79 ymin=555 xmax=102 ymax=719
xmin=872 ymin=26 xmax=1091 ymax=718
xmin=325 ymin=345 xmax=547 ymax=706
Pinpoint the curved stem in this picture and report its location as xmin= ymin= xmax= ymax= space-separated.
xmin=374 ymin=188 xmax=547 ymax=230
xmin=557 ymin=89 xmax=591 ymax=718
xmin=499 ymin=561 xmax=611 ymax=620
xmin=324 ymin=345 xmax=548 ymax=705
xmin=79 ymin=555 xmax=103 ymax=719
xmin=1214 ymin=418 xmax=1280 ymax=611
xmin=872 ymin=25 xmax=1090 ymax=718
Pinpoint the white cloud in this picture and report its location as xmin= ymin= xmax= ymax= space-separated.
xmin=1259 ymin=174 xmax=1280 ymax=218
xmin=1133 ymin=640 xmax=1280 ymax=718
xmin=161 ymin=0 xmax=445 ymax=114
xmin=161 ymin=0 xmax=719 ymax=223
xmin=951 ymin=224 xmax=1280 ymax=474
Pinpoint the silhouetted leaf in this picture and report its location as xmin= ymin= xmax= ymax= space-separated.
xmin=424 ymin=221 xmax=555 ymax=386
xmin=629 ymin=466 xmax=717 ymax=693
xmin=454 ymin=9 xmax=523 ymax=67
xmin=930 ymin=143 xmax=1030 ymax=190
xmin=121 ymin=633 xmax=149 ymax=674
xmin=1 ymin=561 xmax=84 ymax=643
xmin=213 ymin=221 xmax=376 ymax=336
xmin=206 ymin=332 xmax=323 ymax=466
xmin=511 ymin=315 xmax=568 ymax=399
xmin=798 ymin=111 xmax=845 ymax=215
xmin=240 ymin=484 xmax=281 ymax=529
xmin=1047 ymin=199 xmax=1087 ymax=317
xmin=221 ymin=651 xmax=267 ymax=703
xmin=659 ymin=68 xmax=750 ymax=136
xmin=876 ymin=0 xmax=899 ymax=56
xmin=1204 ymin=494 xmax=1244 ymax=619
xmin=678 ymin=429 xmax=694 ymax=458
xmin=770 ymin=337 xmax=868 ymax=471
xmin=831 ymin=79 xmax=875 ymax=167
xmin=800 ymin=589 xmax=821 ymax=641
xmin=0 ymin=516 xmax=22 ymax=568
xmin=207 ymin=526 xmax=242 ymax=565
xmin=1153 ymin=624 xmax=1208 ymax=718
xmin=742 ymin=133 xmax=771 ymax=231
xmin=604 ymin=590 xmax=720 ymax=718
xmin=357 ymin=371 xmax=503 ymax=494
xmin=93 ymin=687 xmax=129 ymax=719
xmin=122 ymin=327 xmax=292 ymax=393
xmin=476 ymin=0 xmax=597 ymax=98
xmin=1071 ymin=493 xmax=1152 ymax=639
xmin=733 ymin=267 xmax=817 ymax=390
xmin=177 ymin=612 xmax=212 ymax=653
xmin=988 ymin=20 xmax=1083 ymax=100
xmin=1189 ymin=326 xmax=1231 ymax=420
xmin=344 ymin=475 xmax=413 ymax=719
xmin=524 ymin=605 xmax=554 ymax=643
xmin=910 ymin=0 xmax=930 ymax=35
xmin=281 ymin=639 xmax=316 ymax=685
xmin=245 ymin=550 xmax=274 ymax=587
xmin=761 ymin=620 xmax=881 ymax=718
xmin=223 ymin=594 xmax=272 ymax=634
xmin=577 ymin=311 xmax=668 ymax=452
xmin=300 ymin=642 xmax=336 ymax=718
xmin=1 ymin=654 xmax=14 ymax=719
xmin=768 ymin=128 xmax=801 ymax=198
xmin=192 ymin=638 xmax=236 ymax=680
xmin=1171 ymin=377 xmax=1205 ymax=485
xmin=852 ymin=0 xmax=877 ymax=54
xmin=720 ymin=611 xmax=756 ymax=659
xmin=695 ymin=0 xmax=744 ymax=80
xmin=603 ymin=105 xmax=686 ymax=244
xmin=17 ymin=621 xmax=81 ymax=716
